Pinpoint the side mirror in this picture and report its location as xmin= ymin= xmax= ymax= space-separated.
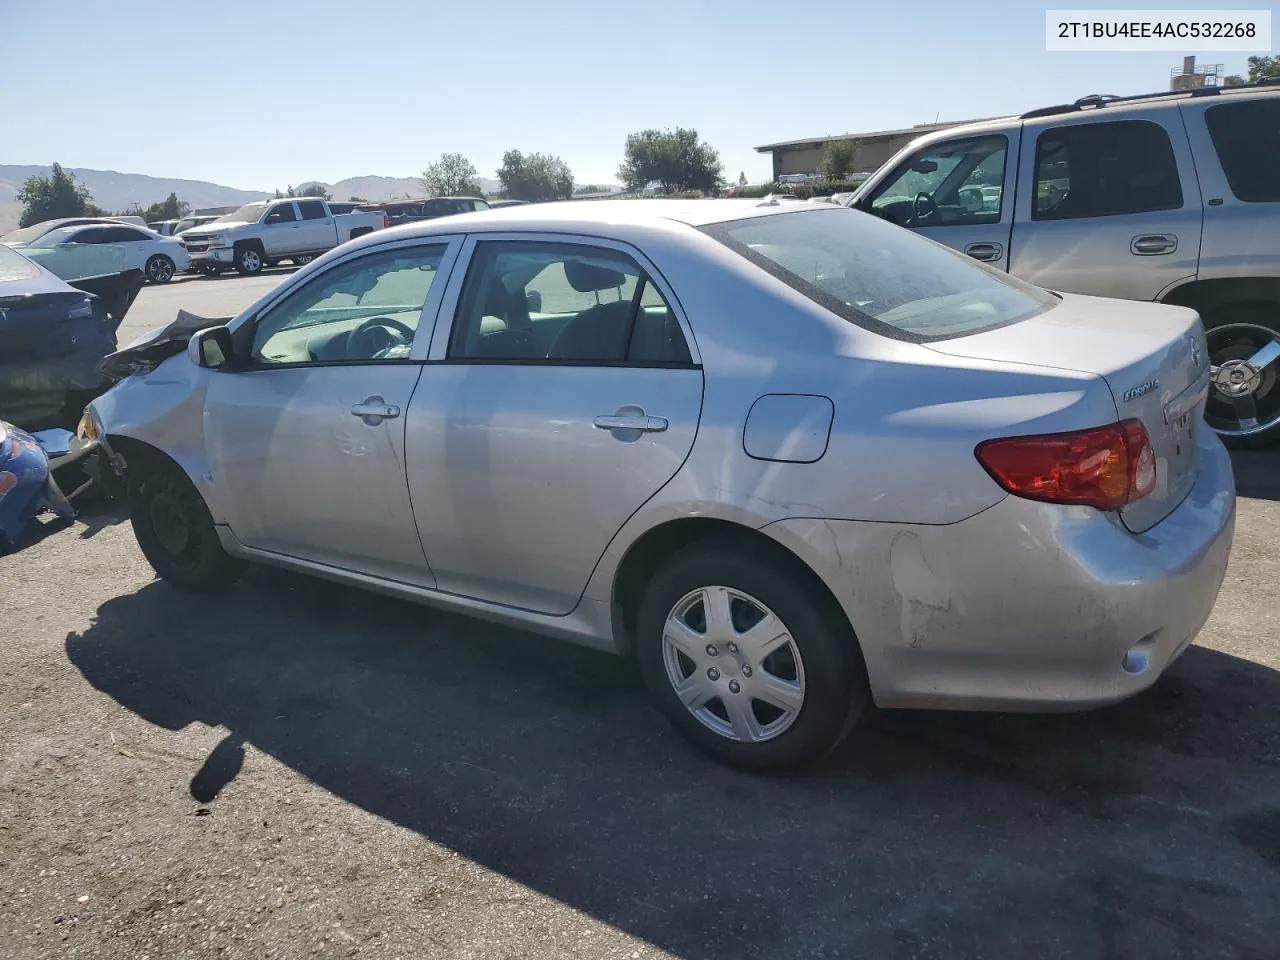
xmin=526 ymin=289 xmax=543 ymax=313
xmin=188 ymin=325 xmax=235 ymax=369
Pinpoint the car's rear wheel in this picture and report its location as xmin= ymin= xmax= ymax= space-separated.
xmin=145 ymin=254 xmax=175 ymax=284
xmin=127 ymin=451 xmax=244 ymax=592
xmin=1203 ymin=305 xmax=1280 ymax=449
xmin=635 ymin=541 xmax=867 ymax=772
xmin=234 ymin=244 xmax=264 ymax=275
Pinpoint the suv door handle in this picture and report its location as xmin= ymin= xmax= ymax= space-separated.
xmin=1131 ymin=234 xmax=1177 ymax=255
xmin=593 ymin=414 xmax=668 ymax=433
xmin=350 ymin=396 xmax=400 ymax=424
xmin=963 ymin=242 xmax=1003 ymax=262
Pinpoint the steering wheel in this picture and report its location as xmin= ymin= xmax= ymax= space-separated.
xmin=347 ymin=316 xmax=415 ymax=359
xmin=911 ymin=191 xmax=940 ymax=224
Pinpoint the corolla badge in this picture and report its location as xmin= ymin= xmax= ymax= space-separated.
xmin=1123 ymin=378 xmax=1160 ymax=402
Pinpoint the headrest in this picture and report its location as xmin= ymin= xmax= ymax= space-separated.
xmin=565 ymin=259 xmax=625 ymax=292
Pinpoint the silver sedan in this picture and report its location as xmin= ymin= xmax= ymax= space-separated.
xmin=87 ymin=199 xmax=1236 ymax=771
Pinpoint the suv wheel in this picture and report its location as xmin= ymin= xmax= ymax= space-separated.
xmin=1203 ymin=305 xmax=1280 ymax=449
xmin=235 ymin=244 xmax=264 ymax=275
xmin=635 ymin=541 xmax=867 ymax=772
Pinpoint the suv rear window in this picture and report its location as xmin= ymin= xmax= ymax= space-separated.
xmin=1032 ymin=119 xmax=1183 ymax=220
xmin=703 ymin=209 xmax=1057 ymax=342
xmin=1205 ymin=99 xmax=1280 ymax=203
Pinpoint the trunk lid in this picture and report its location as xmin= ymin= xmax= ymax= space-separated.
xmin=926 ymin=293 xmax=1209 ymax=532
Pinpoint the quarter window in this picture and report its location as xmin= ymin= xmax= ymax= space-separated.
xmin=448 ymin=241 xmax=691 ymax=364
xmin=251 ymin=244 xmax=447 ymax=365
xmin=1032 ymin=120 xmax=1183 ymax=220
xmin=1205 ymin=99 xmax=1280 ymax=203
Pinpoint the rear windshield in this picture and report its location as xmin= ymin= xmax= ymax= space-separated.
xmin=702 ymin=208 xmax=1057 ymax=341
xmin=0 ymin=244 xmax=41 ymax=282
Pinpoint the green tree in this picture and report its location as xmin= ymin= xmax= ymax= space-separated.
xmin=140 ymin=192 xmax=190 ymax=223
xmin=617 ymin=128 xmax=723 ymax=194
xmin=498 ymin=150 xmax=575 ymax=201
xmin=348 ymin=195 xmax=367 ymax=202
xmin=738 ymin=171 xmax=747 ymax=186
xmin=422 ymin=152 xmax=482 ymax=197
xmin=820 ymin=140 xmax=856 ymax=181
xmin=16 ymin=162 xmax=102 ymax=227
xmin=297 ymin=183 xmax=331 ymax=199
xmin=1226 ymin=53 xmax=1278 ymax=85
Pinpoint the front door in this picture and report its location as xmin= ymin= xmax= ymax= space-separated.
xmin=204 ymin=238 xmax=459 ymax=585
xmin=406 ymin=236 xmax=704 ymax=615
xmin=856 ymin=131 xmax=1018 ymax=271
xmin=1008 ymin=110 xmax=1203 ymax=301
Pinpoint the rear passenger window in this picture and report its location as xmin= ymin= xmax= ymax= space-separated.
xmin=1032 ymin=120 xmax=1183 ymax=220
xmin=448 ymin=241 xmax=691 ymax=364
xmin=297 ymin=200 xmax=327 ymax=220
xmin=1205 ymin=100 xmax=1280 ymax=203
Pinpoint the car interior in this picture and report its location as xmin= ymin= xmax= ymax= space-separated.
xmin=868 ymin=136 xmax=1007 ymax=228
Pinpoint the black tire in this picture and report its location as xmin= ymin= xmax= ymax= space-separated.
xmin=145 ymin=254 xmax=175 ymax=284
xmin=1202 ymin=304 xmax=1280 ymax=450
xmin=127 ymin=451 xmax=244 ymax=592
xmin=634 ymin=540 xmax=868 ymax=772
xmin=234 ymin=243 xmax=264 ymax=275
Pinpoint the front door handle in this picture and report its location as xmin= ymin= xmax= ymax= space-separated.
xmin=963 ymin=242 xmax=1003 ymax=262
xmin=350 ymin=395 xmax=400 ymax=424
xmin=1131 ymin=234 xmax=1177 ymax=255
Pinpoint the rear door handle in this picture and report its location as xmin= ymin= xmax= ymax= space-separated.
xmin=963 ymin=242 xmax=1003 ymax=262
xmin=1131 ymin=234 xmax=1177 ymax=255
xmin=350 ymin=395 xmax=400 ymax=424
xmin=593 ymin=415 xmax=668 ymax=433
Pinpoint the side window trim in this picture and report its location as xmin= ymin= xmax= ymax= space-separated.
xmin=227 ymin=235 xmax=465 ymax=365
xmin=428 ymin=233 xmax=700 ymax=367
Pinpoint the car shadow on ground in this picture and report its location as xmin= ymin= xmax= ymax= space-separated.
xmin=1231 ymin=448 xmax=1280 ymax=501
xmin=65 ymin=566 xmax=1280 ymax=959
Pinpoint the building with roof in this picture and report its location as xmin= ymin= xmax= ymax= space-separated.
xmin=755 ymin=118 xmax=998 ymax=181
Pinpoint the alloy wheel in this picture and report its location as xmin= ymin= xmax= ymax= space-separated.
xmin=147 ymin=256 xmax=174 ymax=283
xmin=661 ymin=586 xmax=806 ymax=743
xmin=1205 ymin=322 xmax=1280 ymax=438
xmin=240 ymin=249 xmax=262 ymax=273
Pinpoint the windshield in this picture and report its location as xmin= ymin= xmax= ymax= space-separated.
xmin=703 ymin=208 xmax=1056 ymax=341
xmin=217 ymin=203 xmax=266 ymax=224
xmin=0 ymin=243 xmax=41 ymax=282
xmin=24 ymin=227 xmax=78 ymax=249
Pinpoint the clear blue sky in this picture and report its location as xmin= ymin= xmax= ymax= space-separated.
xmin=3 ymin=0 xmax=1265 ymax=189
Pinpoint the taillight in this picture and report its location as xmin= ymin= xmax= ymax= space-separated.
xmin=383 ymin=213 xmax=391 ymax=229
xmin=975 ymin=419 xmax=1156 ymax=511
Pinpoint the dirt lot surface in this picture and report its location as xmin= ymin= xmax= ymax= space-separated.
xmin=2 ymin=277 xmax=1279 ymax=959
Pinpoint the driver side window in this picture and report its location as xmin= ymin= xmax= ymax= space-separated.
xmin=869 ymin=135 xmax=1008 ymax=227
xmin=251 ymin=244 xmax=447 ymax=366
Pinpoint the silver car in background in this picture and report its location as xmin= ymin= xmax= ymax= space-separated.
xmin=87 ymin=200 xmax=1235 ymax=771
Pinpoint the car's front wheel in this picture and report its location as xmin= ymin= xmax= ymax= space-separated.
xmin=145 ymin=254 xmax=175 ymax=283
xmin=127 ymin=451 xmax=244 ymax=592
xmin=234 ymin=244 xmax=264 ymax=275
xmin=635 ymin=541 xmax=867 ymax=772
xmin=1203 ymin=304 xmax=1280 ymax=449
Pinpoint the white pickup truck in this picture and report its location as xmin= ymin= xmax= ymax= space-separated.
xmin=180 ymin=199 xmax=388 ymax=275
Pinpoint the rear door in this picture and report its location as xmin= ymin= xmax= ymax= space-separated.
xmin=405 ymin=234 xmax=704 ymax=615
xmin=1008 ymin=109 xmax=1203 ymax=301
xmin=295 ymin=199 xmax=335 ymax=251
xmin=855 ymin=131 xmax=1018 ymax=270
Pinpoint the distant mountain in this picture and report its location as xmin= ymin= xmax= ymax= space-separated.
xmin=301 ymin=176 xmax=503 ymax=201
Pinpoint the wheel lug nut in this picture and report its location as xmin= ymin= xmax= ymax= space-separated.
xmin=742 ymin=665 xmax=752 ymax=677
xmin=728 ymin=680 xmax=741 ymax=694
xmin=705 ymin=644 xmax=718 ymax=657
xmin=707 ymin=667 xmax=720 ymax=681
xmin=727 ymin=642 xmax=738 ymax=653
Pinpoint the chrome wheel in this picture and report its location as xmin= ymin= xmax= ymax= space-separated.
xmin=661 ymin=586 xmax=806 ymax=743
xmin=239 ymin=248 xmax=262 ymax=273
xmin=146 ymin=255 xmax=174 ymax=283
xmin=1205 ymin=322 xmax=1280 ymax=438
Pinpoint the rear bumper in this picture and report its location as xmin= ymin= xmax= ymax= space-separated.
xmin=764 ymin=428 xmax=1236 ymax=711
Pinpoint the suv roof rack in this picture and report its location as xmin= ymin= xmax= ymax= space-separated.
xmin=1020 ymin=77 xmax=1278 ymax=120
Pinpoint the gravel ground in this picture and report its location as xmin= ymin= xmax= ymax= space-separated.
xmin=1 ymin=277 xmax=1278 ymax=959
